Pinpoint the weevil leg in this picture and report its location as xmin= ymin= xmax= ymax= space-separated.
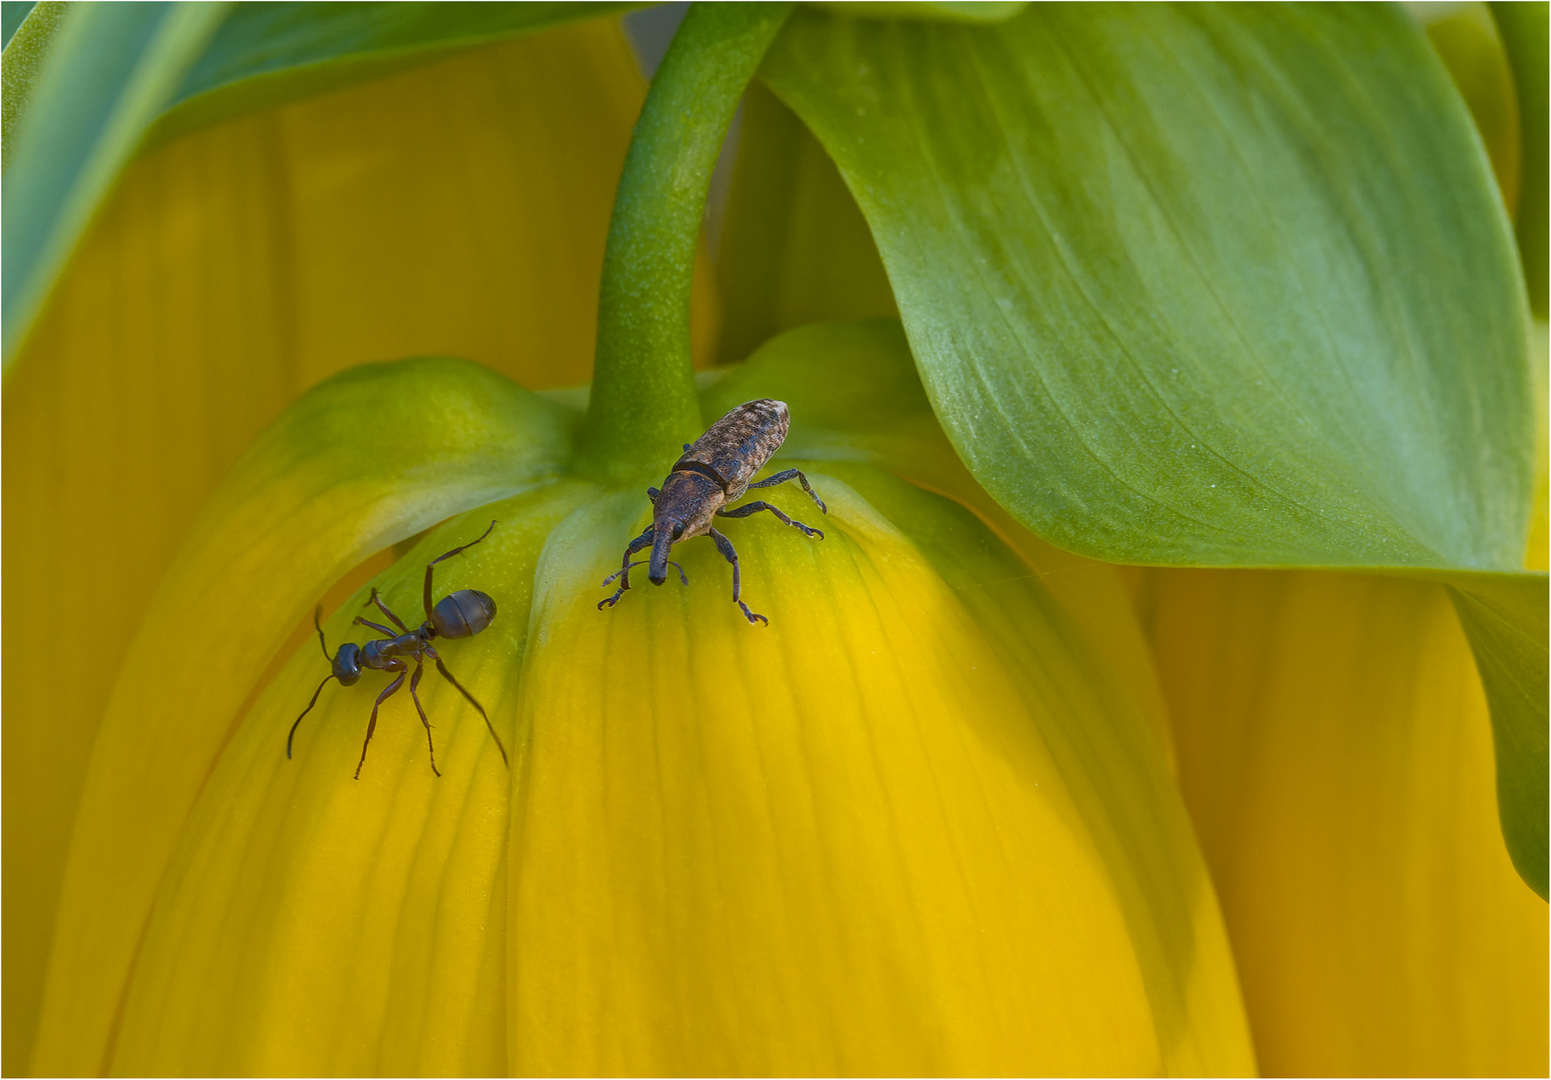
xmin=428 ymin=648 xmax=509 ymax=768
xmin=709 ymin=526 xmax=767 ymax=626
xmin=287 ymin=673 xmax=335 ymax=759
xmin=717 ymin=499 xmax=824 ymax=540
xmin=747 ymin=468 xmax=826 ymax=513
xmin=598 ymin=525 xmax=656 ymax=609
xmin=646 ymin=486 xmax=660 ymax=503
xmin=355 ymin=663 xmax=408 ymax=779
xmin=365 ymin=588 xmax=411 ymax=633
xmin=407 ymin=661 xmax=440 ymax=777
xmin=353 ymin=615 xmax=400 ymax=638
xmin=423 ymin=520 xmax=497 ymax=621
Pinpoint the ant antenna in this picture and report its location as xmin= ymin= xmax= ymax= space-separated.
xmin=288 ymin=673 xmax=335 ymax=759
xmin=313 ymin=605 xmax=330 ymax=661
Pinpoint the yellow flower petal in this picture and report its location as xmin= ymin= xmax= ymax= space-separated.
xmin=508 ymin=469 xmax=1253 ymax=1074
xmin=30 ymin=359 xmax=573 ymax=1076
xmin=4 ymin=18 xmax=726 ymax=1070
xmin=109 ymin=490 xmax=592 ymax=1076
xmin=59 ymin=454 xmax=1255 ymax=1074
xmin=1145 ymin=568 xmax=1548 ymax=1076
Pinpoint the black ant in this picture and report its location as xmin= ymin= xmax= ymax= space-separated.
xmin=288 ymin=521 xmax=507 ymax=778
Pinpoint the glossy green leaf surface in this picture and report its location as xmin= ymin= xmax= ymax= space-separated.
xmin=709 ymin=317 xmax=1550 ymax=897
xmin=812 ymin=3 xmax=1027 ymax=24
xmin=1491 ymin=0 xmax=1549 ymax=316
xmin=762 ymin=4 xmax=1534 ymax=572
xmin=1 ymin=2 xmax=35 ymax=48
xmin=716 ymin=82 xmax=897 ymax=363
xmin=1 ymin=1 xmax=229 ymax=370
xmin=1444 ymin=571 xmax=1550 ymax=896
xmin=1 ymin=0 xmax=65 ymax=168
xmin=150 ymin=2 xmax=630 ymax=143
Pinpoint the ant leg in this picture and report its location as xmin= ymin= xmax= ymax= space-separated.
xmin=407 ymin=661 xmax=440 ymax=778
xmin=355 ymin=664 xmax=407 ymax=780
xmin=364 ymin=587 xmax=410 ymax=633
xmin=708 ymin=526 xmax=767 ymax=626
xmin=598 ymin=525 xmax=656 ymax=610
xmin=287 ymin=674 xmax=335 ymax=759
xmin=746 ymin=468 xmax=826 ymax=513
xmin=353 ymin=615 xmax=399 ymax=638
xmin=428 ymin=648 xmax=508 ymax=768
xmin=717 ymin=500 xmax=824 ymax=540
xmin=424 ymin=520 xmax=497 ymax=621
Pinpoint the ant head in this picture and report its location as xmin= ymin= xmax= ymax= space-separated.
xmin=332 ymin=642 xmax=362 ymax=686
xmin=432 ymin=589 xmax=497 ymax=639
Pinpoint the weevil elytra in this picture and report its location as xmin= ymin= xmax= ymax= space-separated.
xmin=288 ymin=521 xmax=509 ymax=778
xmin=598 ymin=399 xmax=826 ymax=624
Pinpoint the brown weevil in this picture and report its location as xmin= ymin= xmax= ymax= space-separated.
xmin=288 ymin=521 xmax=508 ymax=778
xmin=598 ymin=399 xmax=826 ymax=625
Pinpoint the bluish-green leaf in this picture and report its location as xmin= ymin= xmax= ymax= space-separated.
xmin=1 ymin=1 xmax=229 ymax=372
xmin=149 ymin=2 xmax=631 ymax=144
xmin=761 ymin=4 xmax=1534 ymax=572
xmin=1 ymin=0 xmax=66 ymax=169
xmin=2 ymin=0 xmax=36 ymax=48
xmin=1444 ymin=571 xmax=1550 ymax=897
xmin=717 ymin=82 xmax=897 ymax=363
xmin=1491 ymin=0 xmax=1548 ymax=317
xmin=710 ymin=317 xmax=1549 ymax=897
xmin=812 ymin=2 xmax=1027 ymax=24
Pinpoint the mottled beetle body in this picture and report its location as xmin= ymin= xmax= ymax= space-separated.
xmin=600 ymin=399 xmax=826 ymax=624
xmin=289 ymin=521 xmax=508 ymax=778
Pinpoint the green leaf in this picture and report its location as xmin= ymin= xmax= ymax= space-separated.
xmin=2 ymin=2 xmax=37 ymax=48
xmin=811 ymin=2 xmax=1027 ymax=24
xmin=1 ymin=1 xmax=229 ymax=372
xmin=716 ymin=81 xmax=897 ymax=363
xmin=149 ymin=2 xmax=632 ymax=145
xmin=1444 ymin=571 xmax=1550 ymax=897
xmin=33 ymin=356 xmax=577 ymax=1075
xmin=712 ymin=316 xmax=1550 ymax=897
xmin=1490 ymin=1 xmax=1549 ymax=318
xmin=1 ymin=0 xmax=66 ymax=169
xmin=761 ymin=5 xmax=1533 ymax=571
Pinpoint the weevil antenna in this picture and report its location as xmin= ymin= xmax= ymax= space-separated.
xmin=288 ymin=674 xmax=335 ymax=759
xmin=602 ymin=559 xmax=689 ymax=587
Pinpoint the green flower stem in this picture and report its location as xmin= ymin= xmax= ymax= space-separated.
xmin=579 ymin=1 xmax=792 ymax=480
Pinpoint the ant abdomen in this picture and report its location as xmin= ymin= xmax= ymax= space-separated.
xmin=432 ymin=589 xmax=496 ymax=639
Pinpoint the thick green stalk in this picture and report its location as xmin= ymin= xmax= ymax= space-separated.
xmin=579 ymin=2 xmax=792 ymax=479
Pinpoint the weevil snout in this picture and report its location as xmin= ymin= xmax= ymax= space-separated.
xmin=648 ymin=525 xmax=678 ymax=585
